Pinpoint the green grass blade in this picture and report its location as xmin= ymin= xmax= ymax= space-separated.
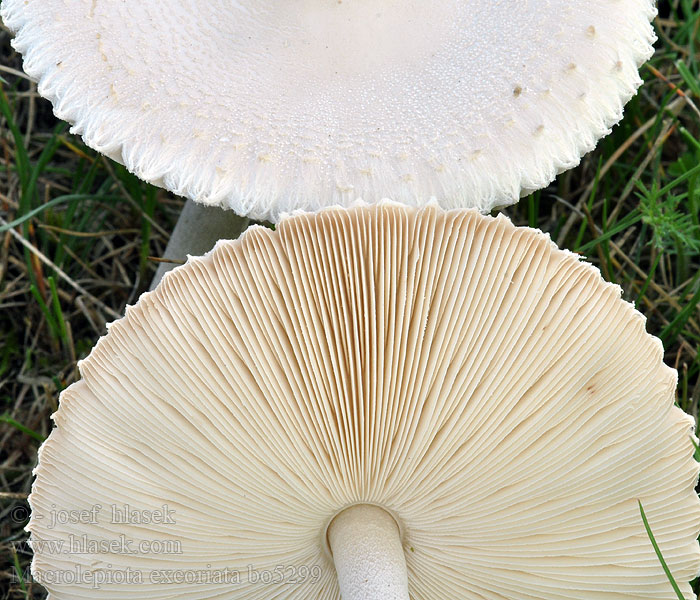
xmin=29 ymin=284 xmax=60 ymax=341
xmin=636 ymin=251 xmax=661 ymax=309
xmin=22 ymin=123 xmax=67 ymax=215
xmin=0 ymin=194 xmax=115 ymax=233
xmin=0 ymin=85 xmax=30 ymax=194
xmin=660 ymin=282 xmax=700 ymax=343
xmin=0 ymin=414 xmax=46 ymax=443
xmin=657 ymin=161 xmax=700 ymax=196
xmin=638 ymin=500 xmax=686 ymax=600
xmin=48 ymin=277 xmax=68 ymax=343
xmin=676 ymin=61 xmax=700 ymax=97
xmin=12 ymin=548 xmax=28 ymax=596
xmin=577 ymin=212 xmax=641 ymax=254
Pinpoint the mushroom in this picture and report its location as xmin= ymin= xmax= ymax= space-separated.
xmin=2 ymin=0 xmax=657 ymax=278
xmin=29 ymin=203 xmax=700 ymax=599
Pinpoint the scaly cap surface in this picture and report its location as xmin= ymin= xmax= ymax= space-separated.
xmin=2 ymin=1 xmax=656 ymax=221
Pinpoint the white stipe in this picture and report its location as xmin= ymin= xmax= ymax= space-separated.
xmin=329 ymin=505 xmax=409 ymax=600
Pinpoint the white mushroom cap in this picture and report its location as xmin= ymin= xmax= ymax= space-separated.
xmin=2 ymin=1 xmax=656 ymax=221
xmin=29 ymin=203 xmax=700 ymax=599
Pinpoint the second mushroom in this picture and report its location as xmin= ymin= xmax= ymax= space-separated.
xmin=28 ymin=204 xmax=700 ymax=600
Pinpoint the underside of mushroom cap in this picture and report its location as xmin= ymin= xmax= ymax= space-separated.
xmin=29 ymin=203 xmax=700 ymax=599
xmin=2 ymin=1 xmax=656 ymax=221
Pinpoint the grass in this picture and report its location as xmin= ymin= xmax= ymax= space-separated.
xmin=1 ymin=2 xmax=700 ymax=598
xmin=640 ymin=500 xmax=687 ymax=600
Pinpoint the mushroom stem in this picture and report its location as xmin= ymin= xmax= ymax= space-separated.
xmin=150 ymin=199 xmax=249 ymax=290
xmin=328 ymin=505 xmax=409 ymax=600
